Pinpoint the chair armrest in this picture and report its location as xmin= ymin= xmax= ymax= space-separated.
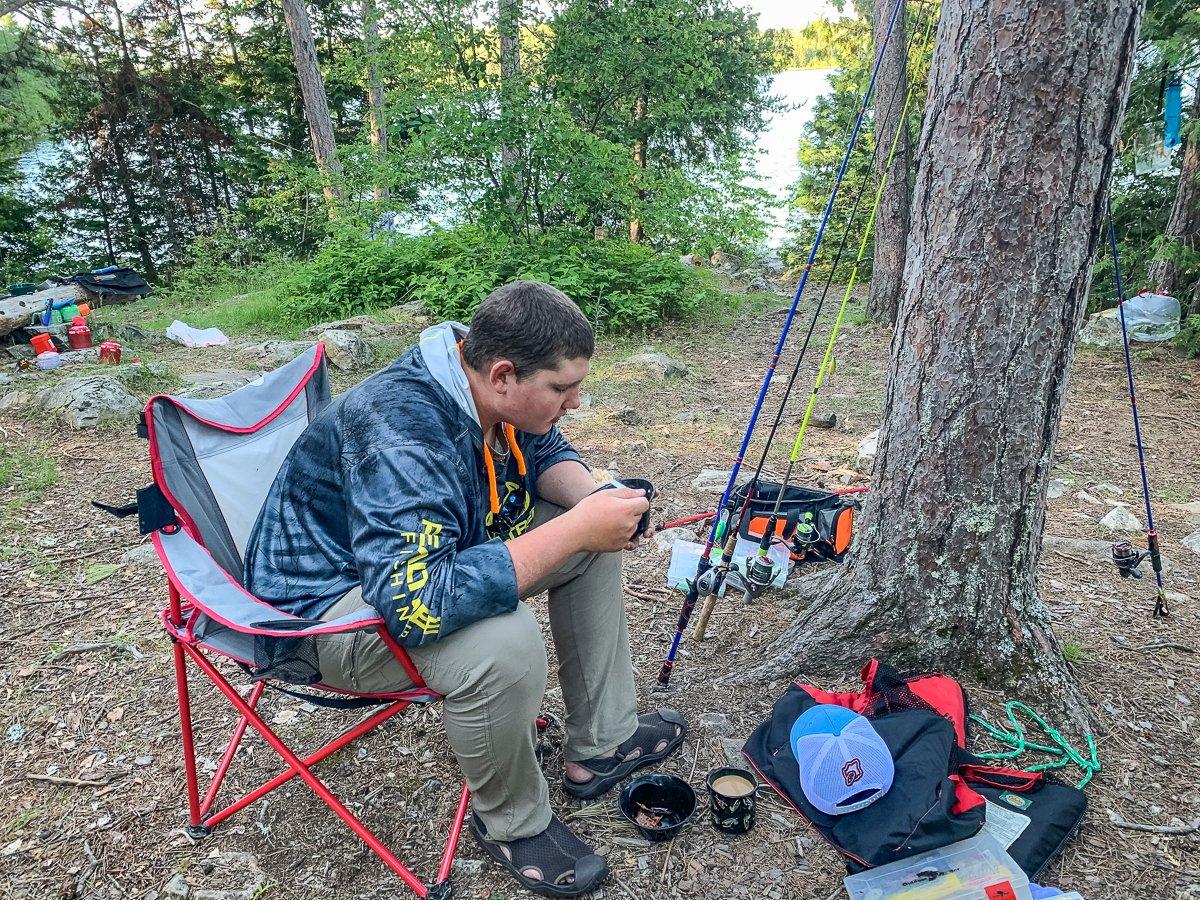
xmin=152 ymin=528 xmax=384 ymax=638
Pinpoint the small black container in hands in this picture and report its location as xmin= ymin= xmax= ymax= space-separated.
xmin=594 ymin=477 xmax=656 ymax=539
xmin=618 ymin=773 xmax=697 ymax=842
xmin=707 ymin=766 xmax=758 ymax=835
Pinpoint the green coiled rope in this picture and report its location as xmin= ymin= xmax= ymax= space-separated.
xmin=969 ymin=701 xmax=1101 ymax=789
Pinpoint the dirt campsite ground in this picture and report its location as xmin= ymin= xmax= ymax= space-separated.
xmin=2 ymin=288 xmax=1199 ymax=900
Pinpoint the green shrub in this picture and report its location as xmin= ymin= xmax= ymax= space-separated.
xmin=273 ymin=226 xmax=728 ymax=330
xmin=1176 ymin=314 xmax=1200 ymax=358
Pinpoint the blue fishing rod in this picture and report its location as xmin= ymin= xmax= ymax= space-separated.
xmin=656 ymin=0 xmax=909 ymax=688
xmin=1105 ymin=197 xmax=1168 ymax=618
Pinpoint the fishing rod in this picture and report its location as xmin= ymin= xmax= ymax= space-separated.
xmin=687 ymin=7 xmax=939 ymax=642
xmin=655 ymin=0 xmax=909 ymax=690
xmin=739 ymin=22 xmax=933 ymax=598
xmin=1105 ymin=197 xmax=1168 ymax=618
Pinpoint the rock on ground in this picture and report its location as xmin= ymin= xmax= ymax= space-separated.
xmin=1099 ymin=505 xmax=1143 ymax=532
xmin=698 ymin=712 xmax=733 ymax=736
xmin=318 ymin=329 xmax=376 ymax=371
xmin=303 ymin=315 xmax=379 ymax=335
xmin=1170 ymin=501 xmax=1200 ymax=526
xmin=613 ymin=351 xmax=688 ymax=380
xmin=4 ymin=343 xmax=34 ymax=361
xmin=855 ymin=429 xmax=880 ymax=472
xmin=1183 ymin=529 xmax=1200 ymax=556
xmin=1078 ymin=309 xmax=1123 ymax=350
xmin=121 ymin=543 xmax=161 ymax=569
xmin=235 ymin=340 xmax=315 ymax=367
xmin=653 ymin=526 xmax=692 ymax=553
xmin=94 ymin=322 xmax=172 ymax=348
xmin=304 ymin=315 xmax=409 ymax=339
xmin=163 ymin=850 xmax=266 ymax=900
xmin=177 ymin=370 xmax=258 ymax=400
xmin=59 ymin=347 xmax=100 ymax=365
xmin=1047 ymin=478 xmax=1072 ymax=500
xmin=710 ymin=250 xmax=743 ymax=272
xmin=34 ymin=376 xmax=140 ymax=428
xmin=692 ymin=468 xmax=732 ymax=493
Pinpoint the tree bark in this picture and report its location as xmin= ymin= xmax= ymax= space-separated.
xmin=743 ymin=0 xmax=1143 ymax=729
xmin=1147 ymin=88 xmax=1200 ymax=299
xmin=363 ymin=0 xmax=388 ymax=200
xmin=866 ymin=0 xmax=910 ymax=325
xmin=114 ymin=6 xmax=182 ymax=263
xmin=629 ymin=94 xmax=648 ymax=243
xmin=281 ymin=0 xmax=344 ymax=207
xmin=499 ymin=0 xmax=522 ymax=216
xmin=82 ymin=25 xmax=156 ymax=279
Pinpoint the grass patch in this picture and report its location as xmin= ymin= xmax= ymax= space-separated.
xmin=0 ymin=444 xmax=59 ymax=563
xmin=110 ymin=358 xmax=186 ymax=396
xmin=1061 ymin=639 xmax=1088 ymax=664
xmin=1154 ymin=484 xmax=1192 ymax=504
xmin=0 ymin=443 xmax=58 ymax=497
xmin=104 ymin=254 xmax=306 ymax=339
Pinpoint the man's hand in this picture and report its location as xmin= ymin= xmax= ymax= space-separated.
xmin=624 ymin=521 xmax=655 ymax=552
xmin=567 ymin=487 xmax=650 ymax=553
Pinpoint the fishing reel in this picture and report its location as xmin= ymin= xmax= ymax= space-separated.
xmin=1111 ymin=540 xmax=1149 ymax=579
xmin=792 ymin=513 xmax=820 ymax=553
xmin=695 ymin=565 xmax=725 ymax=597
xmin=743 ymin=553 xmax=778 ymax=597
xmin=694 ymin=555 xmax=777 ymax=601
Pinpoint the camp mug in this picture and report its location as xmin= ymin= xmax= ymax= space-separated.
xmin=594 ymin=477 xmax=655 ymax=539
xmin=707 ymin=766 xmax=758 ymax=835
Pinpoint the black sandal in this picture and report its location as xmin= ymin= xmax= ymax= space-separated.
xmin=469 ymin=813 xmax=608 ymax=898
xmin=561 ymin=708 xmax=687 ymax=801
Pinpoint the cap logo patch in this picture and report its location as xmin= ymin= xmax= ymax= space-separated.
xmin=841 ymin=758 xmax=864 ymax=787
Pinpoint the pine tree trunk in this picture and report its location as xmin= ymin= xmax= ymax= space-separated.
xmin=499 ymin=0 xmax=523 ymax=216
xmin=363 ymin=0 xmax=388 ymax=200
xmin=1147 ymin=89 xmax=1200 ymax=298
xmin=114 ymin=8 xmax=182 ymax=262
xmin=83 ymin=29 xmax=156 ymax=279
xmin=866 ymin=0 xmax=910 ymax=326
xmin=281 ymin=0 xmax=344 ymax=207
xmin=629 ymin=95 xmax=648 ymax=243
xmin=742 ymin=0 xmax=1143 ymax=728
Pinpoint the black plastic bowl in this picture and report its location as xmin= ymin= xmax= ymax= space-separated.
xmin=595 ymin=477 xmax=656 ymax=539
xmin=618 ymin=773 xmax=697 ymax=842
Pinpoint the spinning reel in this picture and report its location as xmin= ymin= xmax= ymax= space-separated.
xmin=1110 ymin=534 xmax=1169 ymax=618
xmin=1111 ymin=540 xmax=1149 ymax=579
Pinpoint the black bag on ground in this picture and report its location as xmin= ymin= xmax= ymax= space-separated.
xmin=730 ymin=480 xmax=856 ymax=562
xmin=743 ymin=663 xmax=1088 ymax=879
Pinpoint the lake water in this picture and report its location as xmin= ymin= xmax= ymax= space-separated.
xmin=752 ymin=67 xmax=834 ymax=247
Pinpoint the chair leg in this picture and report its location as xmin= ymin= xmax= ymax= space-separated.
xmin=200 ymin=681 xmax=266 ymax=819
xmin=433 ymin=782 xmax=472 ymax=892
xmin=183 ymin=644 xmax=431 ymax=898
xmin=172 ymin=639 xmax=207 ymax=838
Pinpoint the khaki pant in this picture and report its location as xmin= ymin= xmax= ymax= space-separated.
xmin=315 ymin=502 xmax=639 ymax=841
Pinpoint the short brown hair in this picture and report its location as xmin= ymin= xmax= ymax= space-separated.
xmin=462 ymin=281 xmax=594 ymax=378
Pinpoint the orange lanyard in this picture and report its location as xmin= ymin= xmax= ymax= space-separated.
xmin=481 ymin=423 xmax=527 ymax=514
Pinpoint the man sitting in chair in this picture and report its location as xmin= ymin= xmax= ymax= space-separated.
xmin=245 ymin=280 xmax=685 ymax=897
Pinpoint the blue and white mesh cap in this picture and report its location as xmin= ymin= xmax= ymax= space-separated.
xmin=790 ymin=704 xmax=895 ymax=816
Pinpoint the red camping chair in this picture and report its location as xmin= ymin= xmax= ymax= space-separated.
xmin=144 ymin=344 xmax=468 ymax=899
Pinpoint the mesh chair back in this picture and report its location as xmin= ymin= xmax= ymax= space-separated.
xmin=146 ymin=345 xmax=330 ymax=583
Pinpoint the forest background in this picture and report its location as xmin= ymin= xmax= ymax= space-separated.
xmin=0 ymin=0 xmax=1198 ymax=350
